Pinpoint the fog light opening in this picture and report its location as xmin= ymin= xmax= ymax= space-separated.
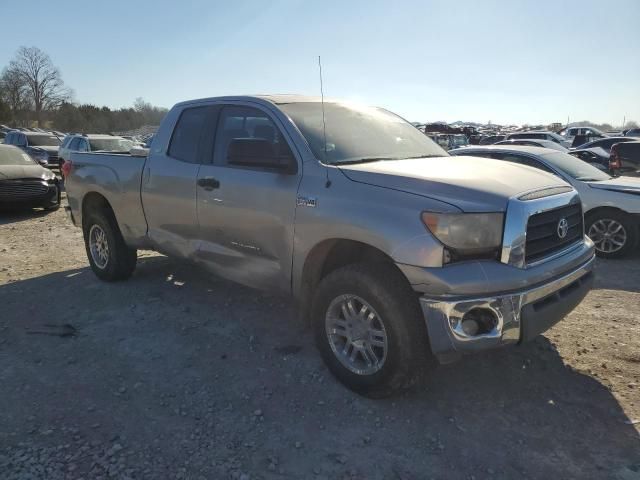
xmin=461 ymin=308 xmax=498 ymax=336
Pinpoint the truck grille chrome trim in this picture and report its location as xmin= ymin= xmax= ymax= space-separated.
xmin=500 ymin=189 xmax=583 ymax=268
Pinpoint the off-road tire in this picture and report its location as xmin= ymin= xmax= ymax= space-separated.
xmin=83 ymin=211 xmax=137 ymax=281
xmin=311 ymin=262 xmax=434 ymax=398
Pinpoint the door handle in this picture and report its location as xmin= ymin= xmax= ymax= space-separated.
xmin=197 ymin=177 xmax=220 ymax=190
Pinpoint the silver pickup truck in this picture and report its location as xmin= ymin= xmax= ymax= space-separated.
xmin=65 ymin=95 xmax=595 ymax=397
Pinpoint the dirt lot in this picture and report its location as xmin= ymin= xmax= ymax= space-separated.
xmin=1 ymin=203 xmax=639 ymax=480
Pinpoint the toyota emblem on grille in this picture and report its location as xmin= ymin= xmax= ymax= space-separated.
xmin=557 ymin=217 xmax=569 ymax=239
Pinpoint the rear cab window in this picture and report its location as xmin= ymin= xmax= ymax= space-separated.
xmin=168 ymin=106 xmax=210 ymax=163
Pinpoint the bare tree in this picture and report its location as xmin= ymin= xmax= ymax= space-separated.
xmin=7 ymin=46 xmax=71 ymax=125
xmin=0 ymin=67 xmax=29 ymax=117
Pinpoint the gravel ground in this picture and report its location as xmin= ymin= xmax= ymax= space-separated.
xmin=1 ymin=203 xmax=639 ymax=480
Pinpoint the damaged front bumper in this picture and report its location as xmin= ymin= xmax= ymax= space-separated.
xmin=418 ymin=253 xmax=595 ymax=363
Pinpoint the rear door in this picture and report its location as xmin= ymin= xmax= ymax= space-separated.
xmin=195 ymin=103 xmax=302 ymax=293
xmin=142 ymin=105 xmax=214 ymax=259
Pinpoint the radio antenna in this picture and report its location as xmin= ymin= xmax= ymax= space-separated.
xmin=318 ymin=55 xmax=331 ymax=188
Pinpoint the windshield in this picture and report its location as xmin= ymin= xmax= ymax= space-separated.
xmin=279 ymin=102 xmax=448 ymax=164
xmin=0 ymin=146 xmax=37 ymax=165
xmin=543 ymin=151 xmax=611 ymax=181
xmin=89 ymin=138 xmax=134 ymax=151
xmin=27 ymin=134 xmax=61 ymax=146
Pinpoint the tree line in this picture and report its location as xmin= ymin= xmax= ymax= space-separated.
xmin=0 ymin=46 xmax=167 ymax=133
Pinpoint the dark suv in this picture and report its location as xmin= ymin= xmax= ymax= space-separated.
xmin=610 ymin=141 xmax=640 ymax=176
xmin=3 ymin=131 xmax=62 ymax=169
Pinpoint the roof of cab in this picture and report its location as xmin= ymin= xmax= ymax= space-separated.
xmin=173 ymin=94 xmax=335 ymax=109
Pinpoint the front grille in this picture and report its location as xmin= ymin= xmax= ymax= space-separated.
xmin=525 ymin=203 xmax=583 ymax=263
xmin=0 ymin=180 xmax=50 ymax=199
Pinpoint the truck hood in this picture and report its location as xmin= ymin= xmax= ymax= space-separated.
xmin=339 ymin=156 xmax=568 ymax=212
xmin=587 ymin=176 xmax=640 ymax=195
xmin=0 ymin=164 xmax=55 ymax=181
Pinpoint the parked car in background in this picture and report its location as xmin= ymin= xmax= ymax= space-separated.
xmin=623 ymin=128 xmax=640 ymax=137
xmin=64 ymin=95 xmax=594 ymax=397
xmin=58 ymin=134 xmax=135 ymax=166
xmin=610 ymin=141 xmax=640 ymax=177
xmin=559 ymin=126 xmax=607 ymax=147
xmin=567 ymin=137 xmax=638 ymax=171
xmin=568 ymin=148 xmax=609 ymax=171
xmin=451 ymin=145 xmax=640 ymax=258
xmin=506 ymin=131 xmax=572 ymax=148
xmin=495 ymin=139 xmax=568 ymax=152
xmin=571 ymin=136 xmax=637 ymax=152
xmin=478 ymin=134 xmax=505 ymax=145
xmin=3 ymin=130 xmax=62 ymax=169
xmin=0 ymin=144 xmax=61 ymax=211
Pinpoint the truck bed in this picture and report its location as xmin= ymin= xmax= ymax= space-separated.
xmin=65 ymin=151 xmax=149 ymax=246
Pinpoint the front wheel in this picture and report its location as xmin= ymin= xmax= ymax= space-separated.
xmin=311 ymin=263 xmax=433 ymax=398
xmin=586 ymin=211 xmax=637 ymax=259
xmin=83 ymin=211 xmax=137 ymax=281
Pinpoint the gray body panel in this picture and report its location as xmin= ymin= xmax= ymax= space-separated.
xmin=66 ymin=152 xmax=149 ymax=246
xmin=339 ymin=156 xmax=567 ymax=213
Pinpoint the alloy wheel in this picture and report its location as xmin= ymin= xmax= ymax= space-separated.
xmin=89 ymin=224 xmax=110 ymax=269
xmin=325 ymin=294 xmax=388 ymax=376
xmin=588 ymin=218 xmax=627 ymax=254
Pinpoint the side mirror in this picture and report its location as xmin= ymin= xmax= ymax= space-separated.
xmin=130 ymin=147 xmax=149 ymax=157
xmin=227 ymin=138 xmax=297 ymax=174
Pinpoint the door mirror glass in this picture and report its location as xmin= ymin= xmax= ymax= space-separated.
xmin=227 ymin=138 xmax=296 ymax=174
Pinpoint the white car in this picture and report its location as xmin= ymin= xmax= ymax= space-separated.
xmin=506 ymin=131 xmax=573 ymax=148
xmin=451 ymin=145 xmax=640 ymax=258
xmin=58 ymin=134 xmax=135 ymax=165
xmin=558 ymin=126 xmax=607 ymax=146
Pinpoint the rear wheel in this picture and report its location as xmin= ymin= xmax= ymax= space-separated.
xmin=312 ymin=263 xmax=433 ymax=398
xmin=83 ymin=211 xmax=137 ymax=281
xmin=586 ymin=211 xmax=637 ymax=259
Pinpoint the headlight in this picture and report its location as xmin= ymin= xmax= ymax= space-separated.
xmin=421 ymin=212 xmax=504 ymax=263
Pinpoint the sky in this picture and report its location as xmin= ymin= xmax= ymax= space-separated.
xmin=1 ymin=0 xmax=639 ymax=126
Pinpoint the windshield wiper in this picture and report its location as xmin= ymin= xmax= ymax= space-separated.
xmin=334 ymin=157 xmax=399 ymax=165
xmin=404 ymin=154 xmax=443 ymax=159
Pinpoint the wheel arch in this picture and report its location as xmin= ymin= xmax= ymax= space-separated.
xmin=584 ymin=205 xmax=631 ymax=219
xmin=296 ymin=238 xmax=412 ymax=322
xmin=81 ymin=192 xmax=117 ymax=228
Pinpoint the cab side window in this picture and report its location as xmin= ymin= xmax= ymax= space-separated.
xmin=168 ymin=106 xmax=209 ymax=163
xmin=214 ymin=106 xmax=294 ymax=171
xmin=69 ymin=138 xmax=81 ymax=151
xmin=77 ymin=139 xmax=89 ymax=152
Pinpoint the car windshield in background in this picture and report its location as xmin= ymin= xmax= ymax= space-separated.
xmin=89 ymin=138 xmax=134 ymax=151
xmin=26 ymin=134 xmax=61 ymax=146
xmin=543 ymin=152 xmax=611 ymax=181
xmin=279 ymin=102 xmax=448 ymax=164
xmin=0 ymin=146 xmax=37 ymax=165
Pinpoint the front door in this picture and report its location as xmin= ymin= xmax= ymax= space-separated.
xmin=195 ymin=104 xmax=301 ymax=293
